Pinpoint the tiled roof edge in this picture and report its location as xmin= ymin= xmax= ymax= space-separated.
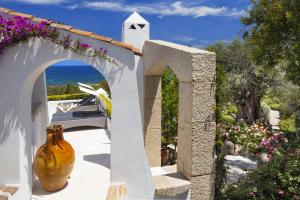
xmin=0 ymin=7 xmax=143 ymax=56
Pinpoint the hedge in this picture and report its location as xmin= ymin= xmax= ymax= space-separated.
xmin=48 ymin=93 xmax=90 ymax=101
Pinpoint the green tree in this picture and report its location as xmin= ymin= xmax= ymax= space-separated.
xmin=161 ymin=67 xmax=178 ymax=147
xmin=65 ymin=82 xmax=78 ymax=94
xmin=208 ymin=39 xmax=277 ymax=123
xmin=207 ymin=42 xmax=231 ymax=122
xmin=208 ymin=39 xmax=274 ymax=123
xmin=241 ymin=0 xmax=300 ymax=86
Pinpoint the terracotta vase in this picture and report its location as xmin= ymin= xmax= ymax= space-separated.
xmin=34 ymin=125 xmax=75 ymax=191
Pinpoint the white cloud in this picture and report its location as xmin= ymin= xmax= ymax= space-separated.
xmin=172 ymin=35 xmax=196 ymax=42
xmin=82 ymin=1 xmax=245 ymax=18
xmin=66 ymin=3 xmax=78 ymax=10
xmin=8 ymin=0 xmax=66 ymax=5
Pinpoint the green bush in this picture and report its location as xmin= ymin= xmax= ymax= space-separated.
xmin=47 ymin=82 xmax=81 ymax=95
xmin=269 ymin=103 xmax=281 ymax=111
xmin=261 ymin=101 xmax=271 ymax=123
xmin=279 ymin=115 xmax=296 ymax=133
xmin=218 ymin=121 xmax=267 ymax=154
xmin=48 ymin=93 xmax=89 ymax=101
xmin=222 ymin=150 xmax=300 ymax=200
xmin=227 ymin=104 xmax=238 ymax=114
xmin=47 ymin=80 xmax=111 ymax=96
xmin=262 ymin=95 xmax=282 ymax=111
xmin=220 ymin=113 xmax=235 ymax=124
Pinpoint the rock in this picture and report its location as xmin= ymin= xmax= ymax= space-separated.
xmin=225 ymin=155 xmax=258 ymax=184
xmin=224 ymin=141 xmax=235 ymax=155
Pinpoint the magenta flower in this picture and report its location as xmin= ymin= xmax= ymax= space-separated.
xmin=0 ymin=15 xmax=114 ymax=64
xmin=79 ymin=43 xmax=91 ymax=48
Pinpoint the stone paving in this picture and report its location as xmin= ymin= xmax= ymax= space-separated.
xmin=269 ymin=110 xmax=280 ymax=130
xmin=32 ymin=101 xmax=111 ymax=200
xmin=32 ymin=128 xmax=111 ymax=200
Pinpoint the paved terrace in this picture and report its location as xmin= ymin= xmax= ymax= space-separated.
xmin=32 ymin=101 xmax=111 ymax=200
xmin=31 ymin=101 xmax=191 ymax=199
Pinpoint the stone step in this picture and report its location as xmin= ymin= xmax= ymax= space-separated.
xmin=106 ymin=183 xmax=127 ymax=200
xmin=0 ymin=185 xmax=18 ymax=200
xmin=153 ymin=173 xmax=191 ymax=197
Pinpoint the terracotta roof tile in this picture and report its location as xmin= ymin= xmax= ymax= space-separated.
xmin=50 ymin=23 xmax=72 ymax=31
xmin=133 ymin=48 xmax=143 ymax=56
xmin=111 ymin=40 xmax=134 ymax=50
xmin=0 ymin=7 xmax=11 ymax=13
xmin=70 ymin=28 xmax=93 ymax=37
xmin=9 ymin=11 xmax=34 ymax=19
xmin=0 ymin=7 xmax=142 ymax=56
xmin=32 ymin=17 xmax=52 ymax=24
xmin=91 ymin=34 xmax=113 ymax=43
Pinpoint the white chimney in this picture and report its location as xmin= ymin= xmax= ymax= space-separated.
xmin=122 ymin=12 xmax=149 ymax=50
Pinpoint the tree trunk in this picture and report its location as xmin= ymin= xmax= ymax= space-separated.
xmin=236 ymin=88 xmax=262 ymax=124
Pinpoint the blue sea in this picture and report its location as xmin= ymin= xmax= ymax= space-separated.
xmin=46 ymin=65 xmax=104 ymax=86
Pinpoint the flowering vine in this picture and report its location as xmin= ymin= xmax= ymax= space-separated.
xmin=0 ymin=15 xmax=119 ymax=65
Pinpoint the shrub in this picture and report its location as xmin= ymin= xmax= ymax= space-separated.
xmin=222 ymin=150 xmax=300 ymax=200
xmin=47 ymin=93 xmax=89 ymax=101
xmin=269 ymin=103 xmax=281 ymax=111
xmin=220 ymin=113 xmax=235 ymax=124
xmin=47 ymin=80 xmax=110 ymax=96
xmin=218 ymin=121 xmax=269 ymax=154
xmin=261 ymin=101 xmax=271 ymax=124
xmin=279 ymin=115 xmax=296 ymax=133
xmin=227 ymin=103 xmax=238 ymax=114
xmin=215 ymin=125 xmax=227 ymax=199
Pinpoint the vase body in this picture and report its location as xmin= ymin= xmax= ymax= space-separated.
xmin=34 ymin=125 xmax=75 ymax=191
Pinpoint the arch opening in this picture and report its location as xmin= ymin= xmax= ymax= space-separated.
xmin=161 ymin=66 xmax=179 ymax=167
xmin=26 ymin=60 xmax=112 ymax=200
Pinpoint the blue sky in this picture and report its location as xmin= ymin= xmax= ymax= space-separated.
xmin=0 ymin=0 xmax=250 ymax=66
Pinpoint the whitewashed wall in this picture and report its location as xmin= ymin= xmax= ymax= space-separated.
xmin=0 ymin=36 xmax=154 ymax=200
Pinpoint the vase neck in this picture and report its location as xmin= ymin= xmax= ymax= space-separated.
xmin=53 ymin=125 xmax=64 ymax=141
xmin=46 ymin=125 xmax=64 ymax=146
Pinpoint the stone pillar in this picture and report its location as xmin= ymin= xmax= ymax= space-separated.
xmin=144 ymin=76 xmax=161 ymax=167
xmin=143 ymin=40 xmax=216 ymax=199
xmin=177 ymin=53 xmax=216 ymax=200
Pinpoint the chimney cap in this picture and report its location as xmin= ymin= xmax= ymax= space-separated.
xmin=124 ymin=12 xmax=149 ymax=24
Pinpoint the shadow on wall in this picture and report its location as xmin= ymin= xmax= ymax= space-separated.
xmin=0 ymin=94 xmax=20 ymax=144
xmin=0 ymin=35 xmax=139 ymax=144
xmin=83 ymin=153 xmax=111 ymax=169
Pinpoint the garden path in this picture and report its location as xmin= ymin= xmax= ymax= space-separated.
xmin=269 ymin=110 xmax=280 ymax=130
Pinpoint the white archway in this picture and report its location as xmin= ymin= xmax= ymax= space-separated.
xmin=0 ymin=37 xmax=154 ymax=199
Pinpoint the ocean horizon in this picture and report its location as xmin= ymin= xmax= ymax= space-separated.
xmin=46 ymin=65 xmax=104 ymax=86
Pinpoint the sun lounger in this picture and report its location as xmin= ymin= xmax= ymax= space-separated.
xmin=51 ymin=82 xmax=111 ymax=129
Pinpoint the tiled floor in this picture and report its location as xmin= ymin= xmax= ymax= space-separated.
xmin=32 ymin=128 xmax=111 ymax=200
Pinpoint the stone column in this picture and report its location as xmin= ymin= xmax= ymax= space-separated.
xmin=144 ymin=76 xmax=162 ymax=167
xmin=143 ymin=40 xmax=216 ymax=199
xmin=177 ymin=53 xmax=216 ymax=200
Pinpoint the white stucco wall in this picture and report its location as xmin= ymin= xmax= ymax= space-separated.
xmin=122 ymin=12 xmax=150 ymax=50
xmin=0 ymin=36 xmax=154 ymax=199
xmin=31 ymin=72 xmax=49 ymax=188
xmin=122 ymin=12 xmax=149 ymax=138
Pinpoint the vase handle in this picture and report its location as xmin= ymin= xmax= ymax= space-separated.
xmin=45 ymin=133 xmax=52 ymax=157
